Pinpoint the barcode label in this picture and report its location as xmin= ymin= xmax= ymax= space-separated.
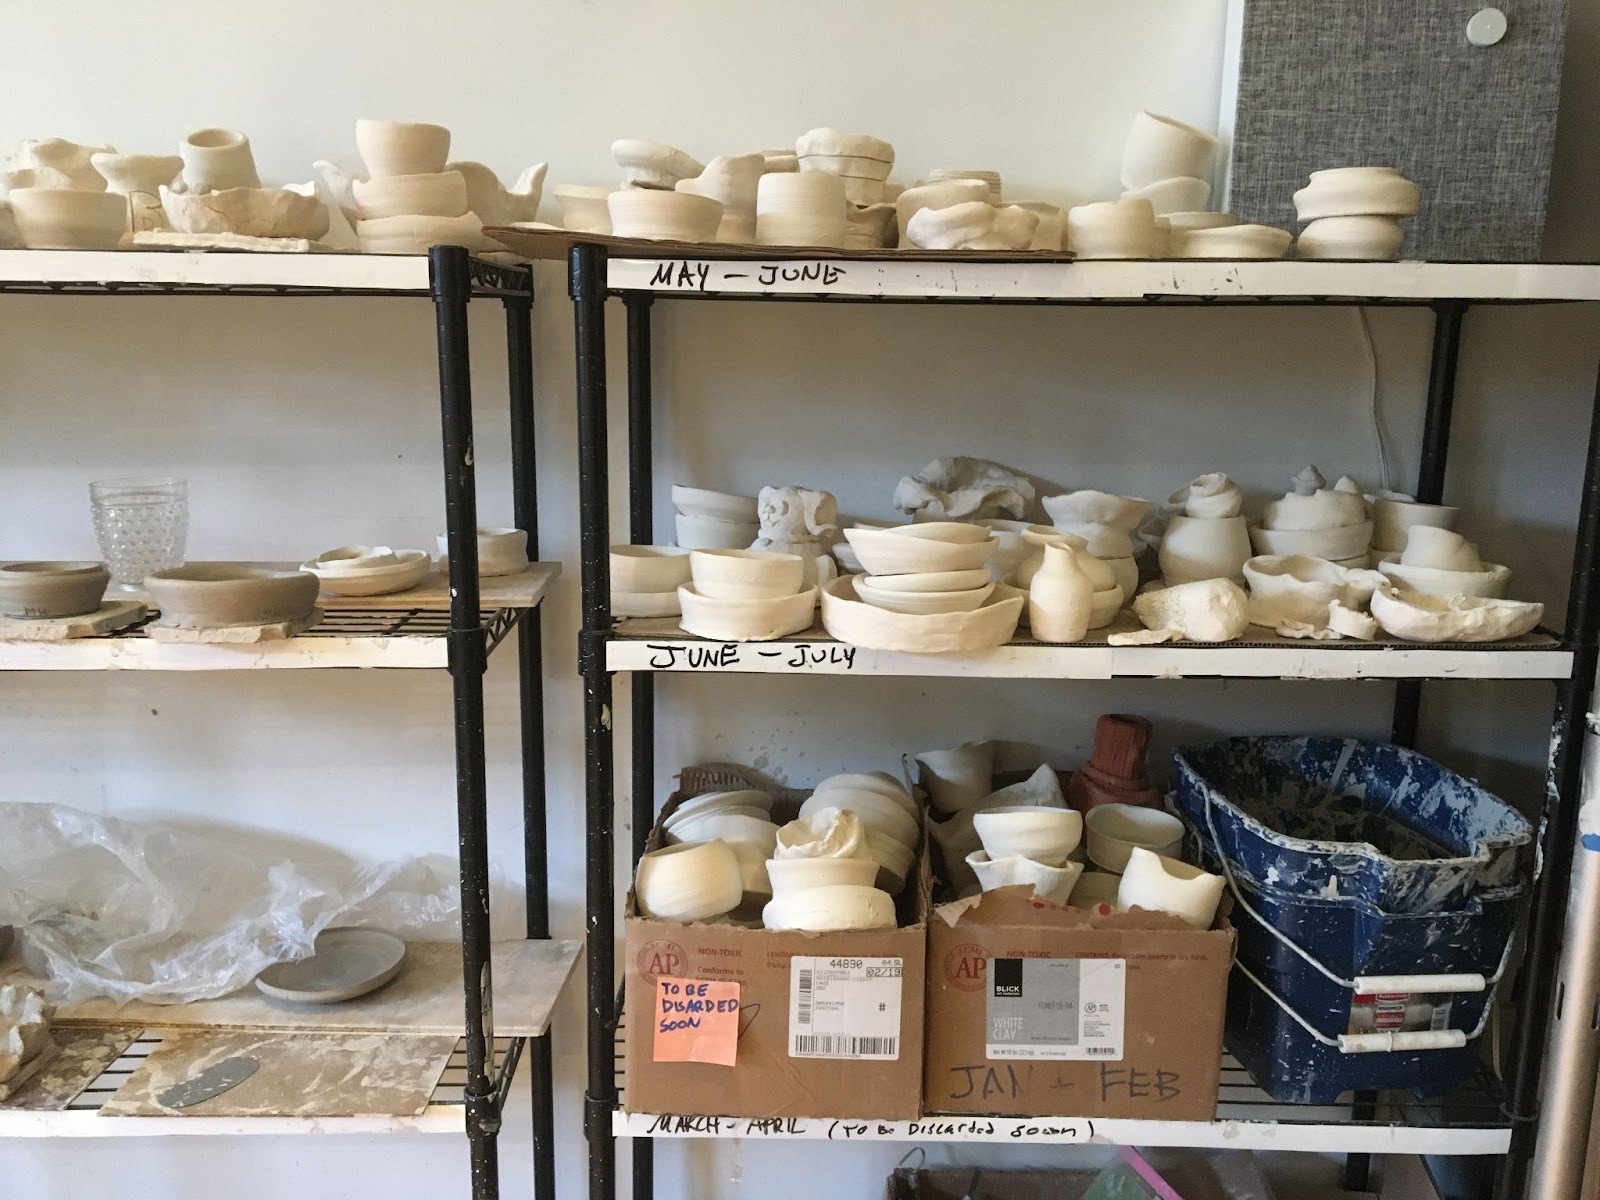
xmin=788 ymin=956 xmax=902 ymax=1061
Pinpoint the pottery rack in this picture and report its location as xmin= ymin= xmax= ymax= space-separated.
xmin=561 ymin=243 xmax=1600 ymax=1200
xmin=0 ymin=248 xmax=574 ymax=1200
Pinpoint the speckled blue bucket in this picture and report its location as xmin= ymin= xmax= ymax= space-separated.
xmin=1173 ymin=735 xmax=1532 ymax=914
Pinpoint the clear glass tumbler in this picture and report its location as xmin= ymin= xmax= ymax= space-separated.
xmin=89 ymin=477 xmax=189 ymax=590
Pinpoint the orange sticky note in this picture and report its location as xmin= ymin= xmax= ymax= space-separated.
xmin=652 ymin=976 xmax=741 ymax=1066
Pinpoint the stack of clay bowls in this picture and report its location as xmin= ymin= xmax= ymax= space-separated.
xmin=767 ymin=804 xmax=896 ymax=931
xmin=1041 ymin=490 xmax=1148 ymax=597
xmin=144 ymin=564 xmax=319 ymax=630
xmin=3 ymin=138 xmax=129 ymax=249
xmin=1378 ymin=527 xmax=1511 ymax=599
xmin=756 ymin=170 xmax=847 ymax=248
xmin=1157 ymin=473 xmax=1252 ymax=585
xmin=676 ymin=153 xmax=762 ymax=243
xmin=915 ymin=749 xmax=1070 ymax=896
xmin=351 ymin=120 xmax=482 ymax=253
xmin=0 ymin=562 xmax=110 ymax=619
xmin=1249 ymin=466 xmax=1373 ymax=569
xmin=1370 ymin=495 xmax=1461 ymax=567
xmin=672 ymin=484 xmax=759 ymax=550
xmin=922 ymin=168 xmax=1002 ymax=205
xmin=1119 ymin=110 xmax=1216 ymax=217
xmin=610 ymin=545 xmax=692 ymax=617
xmin=610 ymin=139 xmax=720 ymax=242
xmin=302 ymin=546 xmax=431 ymax=597
xmin=657 ymin=789 xmax=779 ymax=919
xmin=1294 ymin=167 xmax=1419 ymax=261
xmin=825 ymin=524 xmax=1022 ymax=652
xmin=796 ymin=771 xmax=921 ymax=896
xmin=678 ymin=549 xmax=817 ymax=641
xmin=436 ymin=528 xmax=529 ymax=577
xmin=969 ymin=795 xmax=1085 ymax=903
xmin=796 ymin=128 xmax=895 ymax=206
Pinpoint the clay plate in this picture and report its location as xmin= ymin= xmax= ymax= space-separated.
xmin=255 ymin=928 xmax=407 ymax=1005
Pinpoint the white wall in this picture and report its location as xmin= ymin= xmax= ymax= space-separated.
xmin=2 ymin=2 xmax=1596 ymax=1199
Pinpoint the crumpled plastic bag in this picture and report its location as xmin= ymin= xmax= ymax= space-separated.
xmin=0 ymin=803 xmax=459 ymax=1005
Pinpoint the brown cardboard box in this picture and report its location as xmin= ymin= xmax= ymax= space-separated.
xmin=924 ymin=888 xmax=1235 ymax=1121
xmin=624 ymin=789 xmax=929 ymax=1120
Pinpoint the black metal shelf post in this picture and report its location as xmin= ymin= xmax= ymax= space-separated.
xmin=567 ymin=243 xmax=1600 ymax=1200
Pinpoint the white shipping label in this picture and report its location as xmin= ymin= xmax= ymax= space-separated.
xmin=986 ymin=957 xmax=1126 ymax=1061
xmin=788 ymin=956 xmax=903 ymax=1060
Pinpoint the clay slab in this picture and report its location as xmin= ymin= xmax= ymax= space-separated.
xmin=0 ymin=600 xmax=146 ymax=641
xmin=143 ymin=610 xmax=322 ymax=643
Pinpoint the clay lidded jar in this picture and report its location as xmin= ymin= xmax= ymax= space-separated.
xmin=1028 ymin=541 xmax=1093 ymax=643
xmin=1068 ymin=713 xmax=1164 ymax=811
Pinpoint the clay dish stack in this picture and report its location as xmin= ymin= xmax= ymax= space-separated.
xmin=671 ymin=484 xmax=760 ymax=550
xmin=1294 ymin=167 xmax=1419 ymax=260
xmin=678 ymin=549 xmax=817 ymax=641
xmin=1119 ymin=110 xmax=1217 ymax=217
xmin=350 ymin=120 xmax=482 ymax=253
xmin=796 ymin=128 xmax=896 ymax=206
xmin=4 ymin=137 xmax=127 ymax=249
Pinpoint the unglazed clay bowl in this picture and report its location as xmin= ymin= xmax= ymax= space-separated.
xmin=553 ymin=185 xmax=613 ymax=234
xmin=1084 ymin=803 xmax=1185 ymax=873
xmin=1120 ymin=175 xmax=1211 ymax=216
xmin=820 ymin=577 xmax=1023 ymax=654
xmin=762 ymin=884 xmax=895 ymax=932
xmin=972 ymin=805 xmax=1083 ymax=866
xmin=1116 ymin=847 xmax=1225 ymax=929
xmin=356 ymin=212 xmax=485 ymax=254
xmin=765 ymin=855 xmax=878 ymax=897
xmin=9 ymin=187 xmax=128 ymax=249
xmin=255 ymin=927 xmax=407 ymax=1004
xmin=1120 ymin=110 xmax=1219 ymax=190
xmin=436 ymin=528 xmax=528 ymax=577
xmin=1297 ymin=215 xmax=1405 ymax=261
xmin=688 ymin=548 xmax=805 ymax=601
xmin=610 ymin=545 xmax=692 ymax=593
xmin=665 ymin=811 xmax=777 ymax=852
xmin=799 ymin=789 xmax=918 ymax=849
xmin=665 ymin=789 xmax=775 ymax=825
xmin=861 ymin=568 xmax=994 ymax=594
xmin=674 ymin=513 xmax=760 ymax=551
xmin=634 ymin=840 xmax=743 ymax=923
xmin=0 ymin=561 xmax=109 ymax=619
xmin=966 ymin=850 xmax=1083 ymax=903
xmin=1249 ymin=522 xmax=1373 ymax=562
xmin=145 ymin=564 xmax=319 ymax=629
xmin=1066 ymin=198 xmax=1155 ymax=259
xmin=1292 ymin=167 xmax=1419 ymax=222
xmin=866 ymin=830 xmax=916 ymax=894
xmin=1380 ymin=559 xmax=1511 ymax=599
xmin=853 ymin=577 xmax=995 ymax=615
xmin=892 ymin=521 xmax=994 ymax=545
xmin=608 ymin=189 xmax=722 ymax=242
xmin=813 ymin=772 xmax=918 ymax=819
xmin=1180 ymin=224 xmax=1293 ymax=259
xmin=356 ymin=119 xmax=451 ymax=180
xmin=677 ymin=584 xmax=817 ymax=641
xmin=671 ymin=485 xmax=759 ymax=523
xmin=304 ymin=548 xmax=431 ymax=596
xmin=351 ymin=170 xmax=469 ymax=220
xmin=841 ymin=527 xmax=996 ymax=576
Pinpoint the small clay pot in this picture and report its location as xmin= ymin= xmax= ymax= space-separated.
xmin=0 ymin=561 xmax=110 ymax=619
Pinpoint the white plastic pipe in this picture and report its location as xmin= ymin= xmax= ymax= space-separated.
xmin=1337 ymin=1030 xmax=1467 ymax=1054
xmin=1352 ymin=973 xmax=1487 ymax=994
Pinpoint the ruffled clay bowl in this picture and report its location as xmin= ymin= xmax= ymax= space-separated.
xmin=853 ymin=577 xmax=995 ymax=615
xmin=9 ymin=188 xmax=128 ymax=249
xmin=966 ymin=851 xmax=1083 ymax=903
xmin=1084 ymin=803 xmax=1185 ymax=873
xmin=634 ymin=840 xmax=742 ymax=923
xmin=1368 ymin=582 xmax=1543 ymax=643
xmin=1380 ymin=559 xmax=1511 ymax=600
xmin=162 ymin=183 xmax=329 ymax=240
xmin=1242 ymin=554 xmax=1382 ymax=627
xmin=303 ymin=548 xmax=431 ymax=597
xmin=799 ymin=789 xmax=918 ymax=849
xmin=677 ymin=584 xmax=817 ymax=641
xmin=766 ymin=856 xmax=878 ymax=896
xmin=861 ymin=568 xmax=993 ymax=594
xmin=762 ymin=884 xmax=895 ymax=932
xmin=973 ymin=805 xmax=1083 ymax=866
xmin=609 ymin=189 xmax=721 ymax=242
xmin=820 ymin=576 xmax=1022 ymax=653
xmin=1292 ymin=167 xmax=1419 ymax=222
xmin=1249 ymin=522 xmax=1373 ymax=561
xmin=1042 ymin=490 xmax=1151 ymax=531
xmin=842 ymin=527 xmax=996 ymax=576
xmin=146 ymin=564 xmax=319 ymax=629
xmin=689 ymin=549 xmax=804 ymax=601
xmin=0 ymin=561 xmax=110 ymax=619
xmin=351 ymin=170 xmax=468 ymax=220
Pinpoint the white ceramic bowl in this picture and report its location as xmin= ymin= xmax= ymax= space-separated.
xmin=972 ymin=805 xmax=1083 ymax=866
xmin=1179 ymin=224 xmax=1293 ymax=259
xmin=1249 ymin=522 xmax=1373 ymax=561
xmin=864 ymin=831 xmax=916 ymax=894
xmin=436 ymin=527 xmax=528 ymax=577
xmin=1120 ymin=176 xmax=1211 ymax=216
xmin=1380 ymin=559 xmax=1511 ymax=599
xmin=356 ymin=212 xmax=485 ymax=254
xmin=146 ymin=564 xmax=319 ymax=629
xmin=677 ymin=584 xmax=817 ymax=641
xmin=674 ymin=512 xmax=759 ymax=551
xmin=671 ymin=485 xmax=759 ymax=523
xmin=634 ymin=840 xmax=743 ymax=923
xmin=356 ymin=119 xmax=451 ymax=180
xmin=553 ymin=185 xmax=613 ymax=234
xmin=765 ymin=856 xmax=878 ymax=896
xmin=10 ymin=188 xmax=128 ymax=249
xmin=665 ymin=809 xmax=777 ymax=847
xmin=351 ymin=170 xmax=468 ymax=220
xmin=966 ymin=851 xmax=1084 ymax=902
xmin=0 ymin=561 xmax=110 ymax=619
xmin=611 ymin=545 xmax=692 ymax=593
xmin=799 ymin=789 xmax=918 ymax=849
xmin=608 ymin=189 xmax=722 ymax=242
xmin=761 ymin=884 xmax=895 ymax=932
xmin=1084 ymin=804 xmax=1185 ymax=873
xmin=688 ymin=549 xmax=804 ymax=601
xmin=1297 ymin=215 xmax=1405 ymax=261
xmin=1066 ymin=198 xmax=1155 ymax=259
xmin=821 ymin=577 xmax=1023 ymax=653
xmin=1371 ymin=498 xmax=1460 ymax=551
xmin=812 ymin=772 xmax=917 ymax=819
xmin=1120 ymin=110 xmax=1219 ymax=190
xmin=892 ymin=521 xmax=994 ymax=545
xmin=861 ymin=568 xmax=994 ymax=594
xmin=841 ymin=527 xmax=996 ymax=576
xmin=1069 ymin=870 xmax=1122 ymax=910
xmin=664 ymin=789 xmax=774 ymax=829
xmin=1116 ymin=847 xmax=1225 ymax=928
xmin=1292 ymin=167 xmax=1420 ymax=222
xmin=853 ymin=577 xmax=995 ymax=615
xmin=304 ymin=548 xmax=431 ymax=596
xmin=774 ymin=806 xmax=868 ymax=860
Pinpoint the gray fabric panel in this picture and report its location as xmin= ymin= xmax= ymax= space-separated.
xmin=1228 ymin=0 xmax=1568 ymax=261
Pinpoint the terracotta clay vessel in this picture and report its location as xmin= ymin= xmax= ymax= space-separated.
xmin=1067 ymin=713 xmax=1164 ymax=812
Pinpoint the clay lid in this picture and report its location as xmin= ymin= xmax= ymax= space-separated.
xmin=1088 ymin=713 xmax=1153 ymax=779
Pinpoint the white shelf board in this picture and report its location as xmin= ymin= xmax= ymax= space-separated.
xmin=0 ymin=249 xmax=432 ymax=292
xmin=607 ymin=256 xmax=1600 ymax=303
xmin=611 ymin=1107 xmax=1509 ymax=1155
xmin=606 ymin=622 xmax=1570 ymax=681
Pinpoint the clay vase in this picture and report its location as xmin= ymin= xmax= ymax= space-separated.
xmin=1028 ymin=541 xmax=1093 ymax=643
xmin=1068 ymin=714 xmax=1164 ymax=812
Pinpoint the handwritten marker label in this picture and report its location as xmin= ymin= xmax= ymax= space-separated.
xmin=653 ymin=977 xmax=740 ymax=1066
xmin=647 ymin=259 xmax=849 ymax=293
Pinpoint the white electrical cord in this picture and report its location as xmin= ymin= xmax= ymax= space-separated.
xmin=1354 ymin=305 xmax=1391 ymax=492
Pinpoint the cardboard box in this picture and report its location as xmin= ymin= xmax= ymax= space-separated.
xmin=624 ymin=789 xmax=929 ymax=1120
xmin=924 ymin=888 xmax=1235 ymax=1121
